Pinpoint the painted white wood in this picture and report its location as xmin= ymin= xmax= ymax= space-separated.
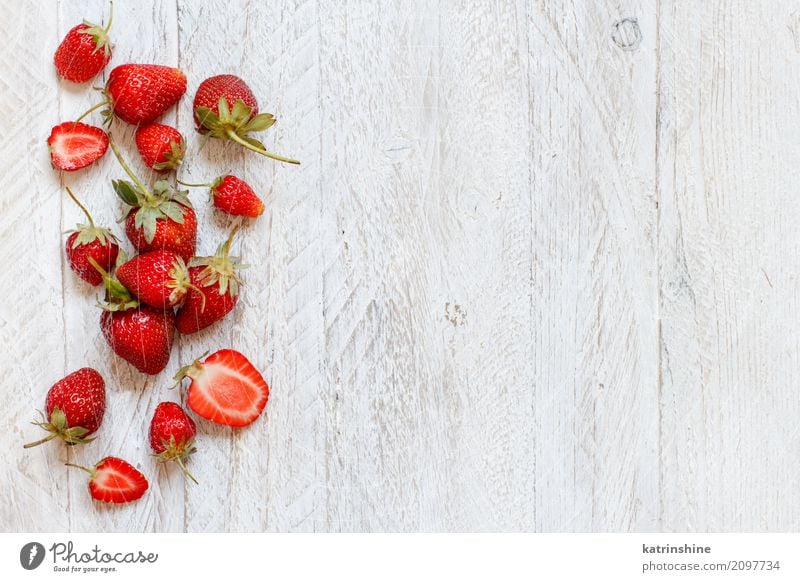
xmin=1 ymin=0 xmax=799 ymax=532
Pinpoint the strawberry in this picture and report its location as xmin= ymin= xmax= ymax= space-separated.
xmin=179 ymin=175 xmax=264 ymax=217
xmin=64 ymin=188 xmax=119 ymax=286
xmin=135 ymin=123 xmax=185 ymax=172
xmin=175 ymin=228 xmax=243 ymax=334
xmin=149 ymin=402 xmax=198 ymax=483
xmin=66 ymin=456 xmax=148 ymax=504
xmin=176 ymin=349 xmax=269 ymax=427
xmin=193 ymin=74 xmax=299 ymax=164
xmin=104 ymin=64 xmax=187 ymax=125
xmin=90 ymin=258 xmax=175 ymax=375
xmin=23 ymin=368 xmax=105 ymax=449
xmin=109 ymin=138 xmax=196 ymax=262
xmin=47 ymin=122 xmax=109 ymax=171
xmin=116 ymin=250 xmax=201 ymax=309
xmin=53 ymin=2 xmax=113 ymax=83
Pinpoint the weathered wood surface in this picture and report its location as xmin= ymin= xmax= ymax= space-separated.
xmin=0 ymin=0 xmax=797 ymax=532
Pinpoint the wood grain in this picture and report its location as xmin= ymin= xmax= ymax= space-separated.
xmin=1 ymin=0 xmax=798 ymax=532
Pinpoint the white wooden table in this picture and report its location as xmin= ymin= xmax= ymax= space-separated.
xmin=1 ymin=0 xmax=798 ymax=532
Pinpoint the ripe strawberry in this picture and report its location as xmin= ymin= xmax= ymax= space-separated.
xmin=53 ymin=2 xmax=113 ymax=83
xmin=176 ymin=349 xmax=269 ymax=427
xmin=66 ymin=456 xmax=149 ymax=504
xmin=64 ymin=188 xmax=119 ymax=286
xmin=135 ymin=123 xmax=185 ymax=172
xmin=116 ymin=250 xmax=200 ymax=309
xmin=149 ymin=402 xmax=198 ymax=483
xmin=23 ymin=368 xmax=105 ymax=448
xmin=47 ymin=122 xmax=109 ymax=171
xmin=105 ymin=64 xmax=187 ymax=125
xmin=179 ymin=175 xmax=264 ymax=217
xmin=175 ymin=228 xmax=243 ymax=334
xmin=193 ymin=74 xmax=299 ymax=164
xmin=110 ymin=138 xmax=196 ymax=262
xmin=90 ymin=257 xmax=175 ymax=375
xmin=101 ymin=306 xmax=175 ymax=375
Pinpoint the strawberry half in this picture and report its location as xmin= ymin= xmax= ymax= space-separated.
xmin=104 ymin=64 xmax=187 ymax=125
xmin=193 ymin=74 xmax=299 ymax=164
xmin=176 ymin=349 xmax=269 ymax=427
xmin=23 ymin=368 xmax=105 ymax=448
xmin=116 ymin=250 xmax=200 ymax=309
xmin=64 ymin=188 xmax=119 ymax=286
xmin=66 ymin=456 xmax=149 ymax=504
xmin=109 ymin=138 xmax=196 ymax=262
xmin=48 ymin=122 xmax=109 ymax=171
xmin=179 ymin=175 xmax=264 ymax=217
xmin=175 ymin=227 xmax=243 ymax=334
xmin=135 ymin=123 xmax=185 ymax=172
xmin=149 ymin=402 xmax=198 ymax=483
xmin=54 ymin=2 xmax=113 ymax=83
xmin=90 ymin=257 xmax=175 ymax=375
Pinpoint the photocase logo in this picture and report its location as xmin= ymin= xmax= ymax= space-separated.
xmin=20 ymin=542 xmax=46 ymax=570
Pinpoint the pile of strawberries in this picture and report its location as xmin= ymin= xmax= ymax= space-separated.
xmin=25 ymin=3 xmax=294 ymax=503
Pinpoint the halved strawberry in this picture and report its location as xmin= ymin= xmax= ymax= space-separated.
xmin=176 ymin=349 xmax=269 ymax=427
xmin=66 ymin=456 xmax=149 ymax=504
xmin=48 ymin=122 xmax=109 ymax=171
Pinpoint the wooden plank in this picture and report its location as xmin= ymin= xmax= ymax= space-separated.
xmin=657 ymin=0 xmax=800 ymax=531
xmin=318 ymin=0 xmax=534 ymax=530
xmin=0 ymin=0 xmax=69 ymax=533
xmin=528 ymin=0 xmax=659 ymax=530
xmin=56 ymin=0 xmax=184 ymax=533
xmin=177 ymin=0 xmax=325 ymax=532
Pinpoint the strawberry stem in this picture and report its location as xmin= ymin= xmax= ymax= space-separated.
xmin=65 ymin=187 xmax=95 ymax=227
xmin=65 ymin=463 xmax=95 ymax=476
xmin=176 ymin=180 xmax=214 ymax=188
xmin=23 ymin=433 xmax=58 ymax=449
xmin=221 ymin=224 xmax=240 ymax=258
xmin=73 ymin=100 xmax=109 ymax=125
xmin=108 ymin=136 xmax=151 ymax=197
xmin=224 ymin=129 xmax=300 ymax=165
xmin=174 ymin=456 xmax=199 ymax=485
xmin=104 ymin=0 xmax=114 ymax=34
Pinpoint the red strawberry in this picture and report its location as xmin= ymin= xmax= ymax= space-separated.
xmin=47 ymin=122 xmax=109 ymax=171
xmin=175 ymin=228 xmax=243 ymax=334
xmin=193 ymin=74 xmax=299 ymax=164
xmin=53 ymin=3 xmax=113 ymax=83
xmin=90 ymin=257 xmax=175 ymax=375
xmin=116 ymin=250 xmax=200 ymax=309
xmin=109 ymin=138 xmax=196 ymax=262
xmin=180 ymin=175 xmax=264 ymax=217
xmin=66 ymin=456 xmax=149 ymax=504
xmin=176 ymin=349 xmax=269 ymax=427
xmin=64 ymin=188 xmax=119 ymax=286
xmin=23 ymin=368 xmax=105 ymax=449
xmin=101 ymin=306 xmax=175 ymax=375
xmin=135 ymin=123 xmax=185 ymax=172
xmin=149 ymin=402 xmax=198 ymax=483
xmin=105 ymin=64 xmax=187 ymax=125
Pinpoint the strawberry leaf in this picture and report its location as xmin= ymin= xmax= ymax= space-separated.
xmin=195 ymin=106 xmax=219 ymax=129
xmin=244 ymin=113 xmax=276 ymax=133
xmin=113 ymin=180 xmax=139 ymax=206
xmin=159 ymin=201 xmax=186 ymax=224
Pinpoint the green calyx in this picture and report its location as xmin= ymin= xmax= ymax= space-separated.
xmin=110 ymin=137 xmax=192 ymax=244
xmin=65 ymin=187 xmax=117 ymax=248
xmin=79 ymin=0 xmax=113 ymax=58
xmin=154 ymin=435 xmax=198 ymax=484
xmin=189 ymin=226 xmax=244 ymax=298
xmin=87 ymin=256 xmax=139 ymax=312
xmin=165 ymin=256 xmax=205 ymax=309
xmin=153 ymin=139 xmax=186 ymax=171
xmin=195 ymin=97 xmax=300 ymax=165
xmin=23 ymin=407 xmax=94 ymax=449
xmin=173 ymin=351 xmax=209 ymax=385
